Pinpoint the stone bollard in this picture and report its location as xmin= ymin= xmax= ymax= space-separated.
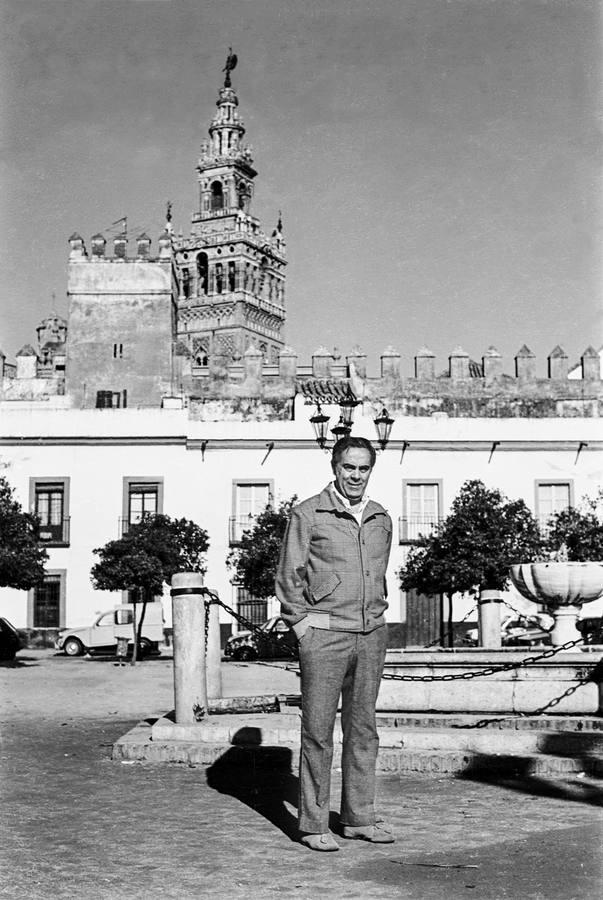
xmin=478 ymin=590 xmax=502 ymax=649
xmin=171 ymin=573 xmax=208 ymax=724
xmin=205 ymin=591 xmax=223 ymax=700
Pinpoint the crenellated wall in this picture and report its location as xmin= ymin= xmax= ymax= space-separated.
xmin=182 ymin=343 xmax=603 ymax=421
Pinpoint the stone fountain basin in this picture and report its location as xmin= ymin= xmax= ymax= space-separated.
xmin=510 ymin=562 xmax=603 ymax=608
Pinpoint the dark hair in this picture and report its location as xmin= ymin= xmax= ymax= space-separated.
xmin=331 ymin=436 xmax=376 ymax=469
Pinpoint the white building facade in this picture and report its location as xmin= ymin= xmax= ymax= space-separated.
xmin=1 ymin=392 xmax=601 ymax=645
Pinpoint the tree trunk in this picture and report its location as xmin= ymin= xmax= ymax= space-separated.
xmin=130 ymin=588 xmax=150 ymax=666
xmin=447 ymin=593 xmax=454 ymax=648
xmin=439 ymin=594 xmax=445 ymax=647
xmin=136 ymin=592 xmax=149 ymax=656
xmin=130 ymin=599 xmax=138 ymax=667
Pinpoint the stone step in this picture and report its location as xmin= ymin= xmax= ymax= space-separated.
xmin=374 ymin=712 xmax=603 ymax=732
xmin=113 ymin=719 xmax=603 ymax=779
xmin=148 ymin=713 xmax=603 ymax=755
xmin=113 ymin=710 xmax=603 ymax=779
xmin=211 ymin=697 xmax=603 ymax=733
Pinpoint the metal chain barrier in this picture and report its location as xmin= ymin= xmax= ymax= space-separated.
xmin=203 ymin=600 xmax=211 ymax=655
xmin=422 ymin=603 xmax=478 ymax=649
xmin=202 ymin=587 xmax=602 ymax=721
xmin=201 ymin=588 xmax=298 ymax=658
xmin=462 ymin=664 xmax=603 ymax=728
xmin=381 ymin=635 xmax=586 ymax=682
xmin=500 ymin=597 xmax=554 ymax=631
xmin=200 ymin=588 xmax=600 ymax=693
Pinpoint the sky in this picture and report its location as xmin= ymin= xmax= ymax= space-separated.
xmin=1 ymin=0 xmax=601 ymax=376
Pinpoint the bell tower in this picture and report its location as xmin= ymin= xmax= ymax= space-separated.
xmin=174 ymin=54 xmax=287 ymax=366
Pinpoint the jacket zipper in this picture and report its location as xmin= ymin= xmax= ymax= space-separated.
xmin=358 ymin=520 xmax=366 ymax=631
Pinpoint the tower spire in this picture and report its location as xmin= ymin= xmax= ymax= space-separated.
xmin=174 ymin=61 xmax=287 ymax=366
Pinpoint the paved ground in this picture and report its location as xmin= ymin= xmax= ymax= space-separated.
xmin=1 ymin=649 xmax=602 ymax=900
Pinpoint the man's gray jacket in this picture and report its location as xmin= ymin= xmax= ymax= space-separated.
xmin=275 ymin=486 xmax=392 ymax=634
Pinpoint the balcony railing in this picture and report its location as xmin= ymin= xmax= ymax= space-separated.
xmin=229 ymin=515 xmax=259 ymax=545
xmin=537 ymin=515 xmax=562 ymax=538
xmin=37 ymin=518 xmax=70 ymax=546
xmin=119 ymin=514 xmax=159 ymax=537
xmin=398 ymin=516 xmax=441 ymax=543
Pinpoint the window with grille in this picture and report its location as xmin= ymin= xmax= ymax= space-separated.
xmin=121 ymin=478 xmax=163 ymax=536
xmin=33 ymin=575 xmax=61 ymax=628
xmin=536 ymin=482 xmax=572 ymax=535
xmin=230 ymin=481 xmax=272 ymax=544
xmin=128 ymin=484 xmax=159 ymax=525
xmin=31 ymin=479 xmax=69 ymax=544
xmin=401 ymin=482 xmax=441 ymax=541
xmin=236 ymin=586 xmax=267 ymax=626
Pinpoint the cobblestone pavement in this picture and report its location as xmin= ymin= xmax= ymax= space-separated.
xmin=1 ymin=650 xmax=602 ymax=900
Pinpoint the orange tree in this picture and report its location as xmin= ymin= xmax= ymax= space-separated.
xmin=91 ymin=514 xmax=209 ymax=663
xmin=544 ymin=490 xmax=603 ymax=561
xmin=226 ymin=497 xmax=296 ymax=605
xmin=399 ymin=480 xmax=542 ymax=646
xmin=0 ymin=475 xmax=47 ymax=589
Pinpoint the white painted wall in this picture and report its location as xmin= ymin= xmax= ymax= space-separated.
xmin=1 ymin=404 xmax=601 ymax=632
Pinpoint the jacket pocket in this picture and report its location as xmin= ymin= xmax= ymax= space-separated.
xmin=311 ymin=572 xmax=341 ymax=603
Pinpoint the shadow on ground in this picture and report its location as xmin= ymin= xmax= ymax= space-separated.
xmin=206 ymin=726 xmax=301 ymax=840
xmin=205 ymin=726 xmax=342 ymax=840
xmin=457 ymin=752 xmax=603 ymax=807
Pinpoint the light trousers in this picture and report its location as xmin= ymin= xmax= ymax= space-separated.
xmin=297 ymin=625 xmax=387 ymax=834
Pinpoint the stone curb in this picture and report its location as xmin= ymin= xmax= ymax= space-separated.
xmin=112 ymin=718 xmax=603 ymax=778
xmin=148 ymin=714 xmax=603 ymax=756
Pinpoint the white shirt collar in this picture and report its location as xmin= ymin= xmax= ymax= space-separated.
xmin=330 ymin=481 xmax=370 ymax=519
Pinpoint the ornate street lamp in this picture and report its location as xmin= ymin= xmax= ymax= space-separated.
xmin=373 ymin=407 xmax=395 ymax=450
xmin=331 ymin=415 xmax=352 ymax=442
xmin=338 ymin=397 xmax=359 ymax=429
xmin=309 ymin=404 xmax=330 ymax=449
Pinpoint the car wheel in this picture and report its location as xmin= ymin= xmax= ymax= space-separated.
xmin=64 ymin=637 xmax=84 ymax=657
xmin=137 ymin=638 xmax=153 ymax=657
xmin=237 ymin=646 xmax=256 ymax=662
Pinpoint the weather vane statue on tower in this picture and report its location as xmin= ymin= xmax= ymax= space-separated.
xmin=222 ymin=47 xmax=238 ymax=87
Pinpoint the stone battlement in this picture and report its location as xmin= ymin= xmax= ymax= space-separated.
xmin=68 ymin=231 xmax=172 ymax=263
xmin=175 ymin=342 xmax=603 ymax=420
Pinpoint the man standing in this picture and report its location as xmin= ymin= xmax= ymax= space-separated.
xmin=276 ymin=436 xmax=394 ymax=851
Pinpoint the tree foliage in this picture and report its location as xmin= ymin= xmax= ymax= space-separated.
xmin=91 ymin=514 xmax=209 ymax=596
xmin=226 ymin=496 xmax=297 ymax=599
xmin=544 ymin=489 xmax=603 ymax=561
xmin=91 ymin=514 xmax=209 ymax=663
xmin=399 ymin=479 xmax=542 ymax=598
xmin=0 ymin=476 xmax=47 ymax=589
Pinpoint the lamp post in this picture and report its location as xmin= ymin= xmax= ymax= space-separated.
xmin=310 ymin=404 xmax=330 ymax=449
xmin=339 ymin=397 xmax=359 ymax=429
xmin=331 ymin=415 xmax=352 ymax=441
xmin=374 ymin=408 xmax=394 ymax=450
xmin=310 ymin=401 xmax=395 ymax=450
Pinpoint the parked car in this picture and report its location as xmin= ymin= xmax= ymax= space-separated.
xmin=576 ymin=617 xmax=603 ymax=645
xmin=224 ymin=615 xmax=297 ymax=661
xmin=0 ymin=617 xmax=22 ymax=661
xmin=55 ymin=602 xmax=164 ymax=657
xmin=463 ymin=613 xmax=554 ymax=647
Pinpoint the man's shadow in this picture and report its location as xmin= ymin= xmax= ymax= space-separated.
xmin=206 ymin=726 xmax=340 ymax=841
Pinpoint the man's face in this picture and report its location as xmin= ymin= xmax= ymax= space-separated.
xmin=333 ymin=447 xmax=373 ymax=505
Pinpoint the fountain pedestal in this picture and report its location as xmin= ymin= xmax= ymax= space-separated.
xmin=550 ymin=605 xmax=582 ymax=645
